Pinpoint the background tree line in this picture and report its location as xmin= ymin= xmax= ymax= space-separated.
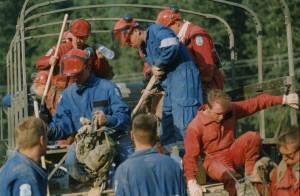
xmin=0 ymin=0 xmax=299 ymax=136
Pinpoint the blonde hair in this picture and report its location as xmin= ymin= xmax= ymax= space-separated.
xmin=207 ymin=89 xmax=231 ymax=109
xmin=16 ymin=116 xmax=47 ymax=149
xmin=277 ymin=125 xmax=299 ymax=150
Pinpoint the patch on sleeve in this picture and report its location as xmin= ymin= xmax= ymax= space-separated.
xmin=114 ymin=180 xmax=118 ymax=192
xmin=93 ymin=100 xmax=108 ymax=107
xmin=19 ymin=184 xmax=32 ymax=196
xmin=195 ymin=35 xmax=203 ymax=46
xmin=45 ymin=48 xmax=54 ymax=56
xmin=114 ymin=87 xmax=122 ymax=98
xmin=45 ymin=46 xmax=56 ymax=56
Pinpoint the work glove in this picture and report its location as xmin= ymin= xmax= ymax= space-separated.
xmin=94 ymin=110 xmax=108 ymax=126
xmin=187 ymin=179 xmax=205 ymax=196
xmin=248 ymin=157 xmax=277 ymax=183
xmin=80 ymin=117 xmax=91 ymax=126
xmin=282 ymin=93 xmax=299 ymax=109
xmin=49 ymin=56 xmax=58 ymax=66
xmin=141 ymin=87 xmax=159 ymax=100
xmin=152 ymin=66 xmax=165 ymax=80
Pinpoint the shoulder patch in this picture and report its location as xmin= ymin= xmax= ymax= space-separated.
xmin=114 ymin=87 xmax=122 ymax=98
xmin=19 ymin=184 xmax=32 ymax=196
xmin=45 ymin=48 xmax=54 ymax=56
xmin=195 ymin=35 xmax=203 ymax=46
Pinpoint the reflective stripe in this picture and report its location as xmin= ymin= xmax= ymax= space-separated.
xmin=159 ymin=37 xmax=178 ymax=48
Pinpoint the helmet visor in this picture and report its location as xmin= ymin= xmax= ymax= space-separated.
xmin=112 ymin=27 xmax=132 ymax=49
xmin=60 ymin=54 xmax=87 ymax=76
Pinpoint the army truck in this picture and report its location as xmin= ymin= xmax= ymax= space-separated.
xmin=0 ymin=0 xmax=298 ymax=195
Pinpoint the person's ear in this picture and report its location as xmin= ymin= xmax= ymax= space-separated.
xmin=133 ymin=29 xmax=140 ymax=35
xmin=40 ymin=135 xmax=46 ymax=146
xmin=130 ymin=131 xmax=134 ymax=141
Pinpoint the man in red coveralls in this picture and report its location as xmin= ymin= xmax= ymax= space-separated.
xmin=183 ymin=89 xmax=299 ymax=196
xmin=35 ymin=18 xmax=114 ymax=115
xmin=155 ymin=5 xmax=224 ymax=94
xmin=268 ymin=125 xmax=299 ymax=196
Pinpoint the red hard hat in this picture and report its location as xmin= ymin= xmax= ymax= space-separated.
xmin=33 ymin=71 xmax=49 ymax=84
xmin=69 ymin=19 xmax=91 ymax=37
xmin=60 ymin=49 xmax=88 ymax=76
xmin=156 ymin=5 xmax=181 ymax=27
xmin=113 ymin=13 xmax=138 ymax=48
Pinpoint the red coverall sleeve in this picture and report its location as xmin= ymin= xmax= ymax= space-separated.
xmin=232 ymin=93 xmax=283 ymax=120
xmin=190 ymin=32 xmax=216 ymax=82
xmin=183 ymin=118 xmax=202 ymax=181
xmin=268 ymin=168 xmax=277 ymax=195
xmin=36 ymin=42 xmax=73 ymax=70
xmin=35 ymin=46 xmax=56 ymax=70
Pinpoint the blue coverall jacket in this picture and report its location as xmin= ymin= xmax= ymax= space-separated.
xmin=143 ymin=24 xmax=203 ymax=147
xmin=47 ymin=73 xmax=133 ymax=182
xmin=48 ymin=73 xmax=130 ymax=140
xmin=0 ymin=150 xmax=48 ymax=196
xmin=114 ymin=148 xmax=187 ymax=196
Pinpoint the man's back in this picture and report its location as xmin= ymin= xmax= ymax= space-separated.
xmin=0 ymin=151 xmax=48 ymax=196
xmin=114 ymin=148 xmax=187 ymax=196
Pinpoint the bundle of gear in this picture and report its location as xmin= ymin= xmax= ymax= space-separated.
xmin=75 ymin=116 xmax=116 ymax=188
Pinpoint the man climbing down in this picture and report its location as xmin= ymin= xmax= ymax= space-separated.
xmin=183 ymin=89 xmax=299 ymax=196
xmin=113 ymin=13 xmax=203 ymax=156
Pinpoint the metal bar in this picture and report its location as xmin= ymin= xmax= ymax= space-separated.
xmin=278 ymin=0 xmax=297 ymax=126
xmin=211 ymin=0 xmax=263 ymax=82
xmin=211 ymin=0 xmax=266 ymax=138
xmin=48 ymin=153 xmax=68 ymax=180
xmin=20 ymin=4 xmax=28 ymax=118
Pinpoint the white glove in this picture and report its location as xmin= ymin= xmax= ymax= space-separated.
xmin=152 ymin=66 xmax=165 ymax=80
xmin=282 ymin=93 xmax=299 ymax=109
xmin=187 ymin=179 xmax=205 ymax=196
xmin=80 ymin=117 xmax=91 ymax=126
xmin=249 ymin=157 xmax=277 ymax=182
xmin=141 ymin=87 xmax=158 ymax=100
xmin=49 ymin=56 xmax=58 ymax=66
xmin=93 ymin=110 xmax=108 ymax=126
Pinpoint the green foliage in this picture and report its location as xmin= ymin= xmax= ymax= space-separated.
xmin=0 ymin=0 xmax=24 ymax=91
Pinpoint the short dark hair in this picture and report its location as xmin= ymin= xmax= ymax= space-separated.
xmin=132 ymin=113 xmax=157 ymax=145
xmin=277 ymin=125 xmax=299 ymax=150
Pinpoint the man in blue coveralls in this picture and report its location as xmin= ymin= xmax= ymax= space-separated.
xmin=113 ymin=13 xmax=203 ymax=155
xmin=46 ymin=48 xmax=134 ymax=183
xmin=114 ymin=113 xmax=187 ymax=196
xmin=0 ymin=117 xmax=48 ymax=196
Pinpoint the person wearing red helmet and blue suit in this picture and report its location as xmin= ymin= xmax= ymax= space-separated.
xmin=113 ymin=13 xmax=203 ymax=156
